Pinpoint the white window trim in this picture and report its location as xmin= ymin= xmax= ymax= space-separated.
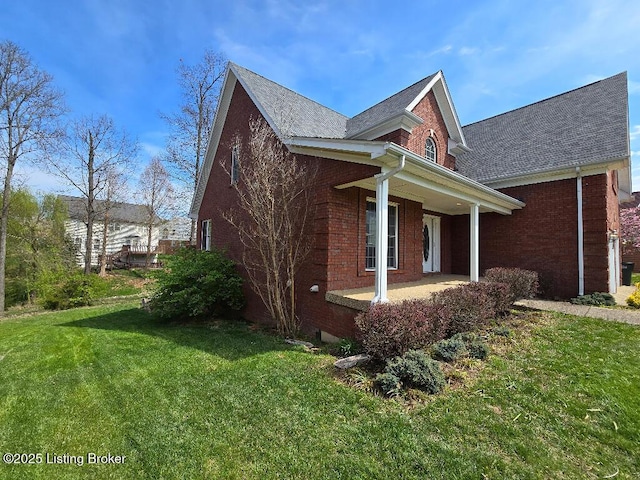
xmin=365 ymin=198 xmax=399 ymax=271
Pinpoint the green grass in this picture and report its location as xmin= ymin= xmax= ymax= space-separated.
xmin=0 ymin=304 xmax=638 ymax=479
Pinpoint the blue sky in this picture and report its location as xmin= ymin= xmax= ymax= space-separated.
xmin=1 ymin=0 xmax=639 ymax=195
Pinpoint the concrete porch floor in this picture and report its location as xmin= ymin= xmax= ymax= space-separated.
xmin=326 ymin=274 xmax=472 ymax=311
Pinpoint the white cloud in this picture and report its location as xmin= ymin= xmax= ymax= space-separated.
xmin=629 ymin=80 xmax=640 ymax=94
xmin=459 ymin=46 xmax=480 ymax=56
xmin=631 ymin=125 xmax=640 ymax=142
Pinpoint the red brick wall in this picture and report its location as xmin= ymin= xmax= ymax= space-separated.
xmin=451 ymin=174 xmax=617 ymax=298
xmin=406 ymin=91 xmax=456 ymax=170
xmin=374 ymin=92 xmax=456 ymax=170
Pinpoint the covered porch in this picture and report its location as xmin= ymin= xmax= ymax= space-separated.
xmin=326 ymin=274 xmax=475 ymax=311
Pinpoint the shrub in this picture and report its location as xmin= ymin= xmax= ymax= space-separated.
xmin=42 ymin=272 xmax=107 ymax=310
xmin=432 ymin=337 xmax=467 ymax=362
xmin=375 ymin=349 xmax=445 ymax=396
xmin=149 ymin=248 xmax=244 ymax=321
xmin=432 ymin=283 xmax=495 ymax=336
xmin=571 ymin=292 xmax=616 ymax=306
xmin=355 ymin=299 xmax=450 ymax=361
xmin=468 ymin=340 xmax=490 ymax=360
xmin=484 ymin=267 xmax=539 ymax=302
xmin=479 ymin=281 xmax=512 ymax=316
xmin=626 ymin=283 xmax=640 ymax=309
xmin=492 ymin=325 xmax=512 ymax=337
xmin=433 ymin=332 xmax=490 ymax=362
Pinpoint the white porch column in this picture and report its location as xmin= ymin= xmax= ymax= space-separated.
xmin=470 ymin=203 xmax=480 ymax=282
xmin=372 ymin=176 xmax=389 ymax=303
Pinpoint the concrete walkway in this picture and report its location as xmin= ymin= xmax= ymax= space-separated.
xmin=517 ymin=285 xmax=640 ymax=326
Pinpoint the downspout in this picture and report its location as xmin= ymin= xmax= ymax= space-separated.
xmin=577 ymin=167 xmax=585 ymax=296
xmin=372 ymin=154 xmax=406 ymax=304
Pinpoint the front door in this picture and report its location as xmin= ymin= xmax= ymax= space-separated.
xmin=422 ymin=215 xmax=441 ymax=273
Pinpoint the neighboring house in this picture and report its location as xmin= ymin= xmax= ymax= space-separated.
xmin=60 ymin=195 xmax=163 ymax=268
xmin=190 ymin=63 xmax=631 ymax=339
xmin=158 ymin=217 xmax=192 ymax=253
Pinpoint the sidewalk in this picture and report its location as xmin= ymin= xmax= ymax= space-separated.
xmin=516 ymin=285 xmax=640 ymax=326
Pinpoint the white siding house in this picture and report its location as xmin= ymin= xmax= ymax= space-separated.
xmin=60 ymin=195 xmax=163 ymax=268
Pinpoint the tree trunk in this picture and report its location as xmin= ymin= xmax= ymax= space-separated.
xmin=145 ymin=224 xmax=153 ymax=268
xmin=84 ymin=133 xmax=95 ymax=275
xmin=0 ymin=157 xmax=16 ymax=316
xmin=99 ymin=213 xmax=109 ymax=276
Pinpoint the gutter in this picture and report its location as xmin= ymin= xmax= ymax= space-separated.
xmin=577 ymin=167 xmax=585 ymax=296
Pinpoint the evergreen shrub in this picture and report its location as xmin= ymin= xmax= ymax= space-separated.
xmin=150 ymin=248 xmax=244 ymax=321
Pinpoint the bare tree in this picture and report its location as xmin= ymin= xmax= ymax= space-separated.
xmin=161 ymin=50 xmax=226 ymax=244
xmin=98 ymin=165 xmax=127 ymax=276
xmin=137 ymin=157 xmax=174 ymax=268
xmin=0 ymin=40 xmax=65 ymax=314
xmin=53 ymin=114 xmax=137 ymax=274
xmin=224 ymin=118 xmax=316 ymax=338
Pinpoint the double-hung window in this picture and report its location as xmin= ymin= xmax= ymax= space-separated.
xmin=201 ymin=219 xmax=211 ymax=251
xmin=365 ymin=200 xmax=398 ymax=270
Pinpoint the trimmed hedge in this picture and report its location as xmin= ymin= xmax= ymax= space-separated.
xmin=355 ymin=299 xmax=450 ymax=361
xmin=432 ymin=283 xmax=496 ymax=336
xmin=484 ymin=267 xmax=539 ymax=302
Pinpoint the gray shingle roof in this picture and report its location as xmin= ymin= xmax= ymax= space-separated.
xmin=59 ymin=195 xmax=163 ymax=224
xmin=456 ymin=72 xmax=629 ymax=183
xmin=345 ymin=73 xmax=437 ymax=138
xmin=231 ymin=63 xmax=348 ymax=139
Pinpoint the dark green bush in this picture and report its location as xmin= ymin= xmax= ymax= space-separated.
xmin=375 ymin=349 xmax=445 ymax=396
xmin=355 ymin=299 xmax=451 ymax=361
xmin=42 ymin=273 xmax=107 ymax=310
xmin=570 ymin=292 xmax=616 ymax=306
xmin=492 ymin=325 xmax=512 ymax=337
xmin=467 ymin=340 xmax=490 ymax=360
xmin=484 ymin=267 xmax=539 ymax=302
xmin=150 ymin=248 xmax=244 ymax=321
xmin=432 ymin=336 xmax=467 ymax=362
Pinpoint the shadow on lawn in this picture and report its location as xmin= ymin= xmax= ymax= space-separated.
xmin=57 ymin=307 xmax=290 ymax=361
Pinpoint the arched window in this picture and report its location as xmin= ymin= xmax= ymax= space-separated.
xmin=425 ymin=137 xmax=437 ymax=163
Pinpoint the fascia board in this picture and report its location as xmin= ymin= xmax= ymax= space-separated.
xmin=406 ymin=71 xmax=467 ymax=147
xmin=228 ymin=64 xmax=283 ymax=139
xmin=287 ymin=137 xmax=388 ymax=165
xmin=348 ymin=111 xmax=423 ymax=140
xmin=189 ymin=66 xmax=237 ymax=217
xmin=484 ymin=157 xmax=629 ymax=190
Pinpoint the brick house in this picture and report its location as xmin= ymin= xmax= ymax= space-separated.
xmin=190 ymin=63 xmax=631 ymax=339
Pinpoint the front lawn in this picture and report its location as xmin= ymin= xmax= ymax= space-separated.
xmin=0 ymin=303 xmax=638 ymax=479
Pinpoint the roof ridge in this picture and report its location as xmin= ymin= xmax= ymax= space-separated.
xmin=350 ymin=72 xmax=438 ymax=119
xmin=230 ymin=62 xmax=348 ymax=120
xmin=463 ymin=71 xmax=627 ymax=128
